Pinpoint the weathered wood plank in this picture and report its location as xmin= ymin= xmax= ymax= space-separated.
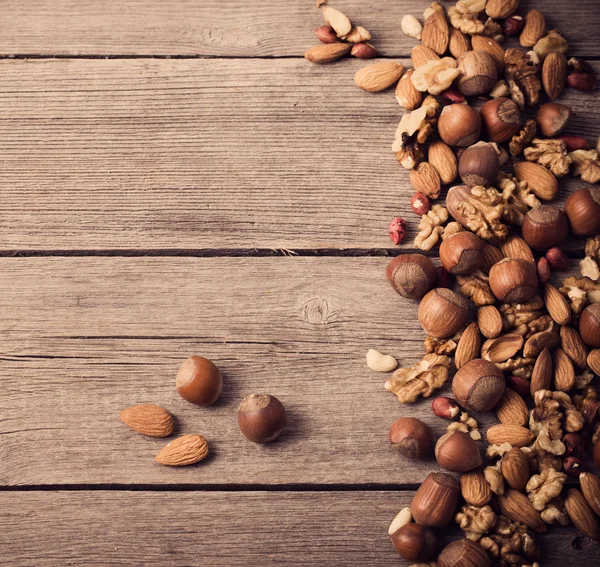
xmin=0 ymin=490 xmax=596 ymax=566
xmin=1 ymin=0 xmax=599 ymax=57
xmin=0 ymin=58 xmax=597 ymax=252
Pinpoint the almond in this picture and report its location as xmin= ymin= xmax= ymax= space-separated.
xmin=523 ymin=330 xmax=559 ymax=358
xmin=495 ymin=388 xmax=528 ymax=426
xmin=455 ymin=322 xmax=482 ymax=370
xmin=520 ymin=9 xmax=546 ymax=48
xmin=530 ymin=347 xmax=552 ymax=395
xmin=553 ymin=347 xmax=576 ymax=392
xmin=498 ymin=490 xmax=546 ymax=532
xmin=481 ymin=244 xmax=504 ymax=274
xmin=560 ymin=325 xmax=588 ymax=369
xmin=120 ymin=404 xmax=175 ymax=437
xmin=449 ymin=28 xmax=470 ymax=59
xmin=588 ymin=349 xmax=600 ymax=375
xmin=421 ymin=8 xmax=449 ymax=55
xmin=471 ymin=36 xmax=505 ymax=71
xmin=354 ymin=62 xmax=405 ymax=92
xmin=580 ymin=472 xmax=600 ymax=517
xmin=460 ymin=471 xmax=492 ymax=506
xmin=155 ymin=434 xmax=209 ymax=466
xmin=482 ymin=333 xmax=524 ymax=363
xmin=409 ymin=162 xmax=442 ymax=199
xmin=542 ymin=51 xmax=568 ymax=99
xmin=513 ymin=161 xmax=558 ymax=201
xmin=486 ymin=0 xmax=519 ymax=19
xmin=305 ymin=43 xmax=351 ymax=64
xmin=543 ymin=283 xmax=571 ymax=326
xmin=343 ymin=26 xmax=371 ymax=44
xmin=395 ymin=70 xmax=423 ymax=110
xmin=321 ymin=6 xmax=352 ymax=38
xmin=501 ymin=447 xmax=530 ymax=491
xmin=412 ymin=45 xmax=440 ymax=68
xmin=428 ymin=141 xmax=458 ymax=185
xmin=487 ymin=424 xmax=535 ymax=447
xmin=564 ymin=488 xmax=600 ymax=541
xmin=499 ymin=236 xmax=534 ymax=263
xmin=477 ymin=305 xmax=504 ymax=339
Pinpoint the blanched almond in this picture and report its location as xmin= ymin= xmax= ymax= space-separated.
xmin=321 ymin=6 xmax=352 ymax=37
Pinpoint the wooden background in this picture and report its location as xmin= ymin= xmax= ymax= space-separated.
xmin=0 ymin=1 xmax=598 ymax=565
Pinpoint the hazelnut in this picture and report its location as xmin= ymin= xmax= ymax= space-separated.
xmin=537 ymin=102 xmax=573 ymax=137
xmin=176 ymin=355 xmax=222 ymax=406
xmin=564 ymin=456 xmax=585 ymax=478
xmin=438 ymin=104 xmax=482 ymax=147
xmin=435 ymin=430 xmax=482 ymax=473
xmin=438 ymin=539 xmax=490 ymax=567
xmin=389 ymin=417 xmax=432 ymax=459
xmin=479 ymin=98 xmax=523 ymax=143
xmin=410 ymin=192 xmax=431 ymax=215
xmin=504 ymin=15 xmax=525 ymax=37
xmin=579 ymin=303 xmax=600 ymax=348
xmin=389 ymin=523 xmax=438 ymax=562
xmin=565 ymin=188 xmax=600 ymax=236
xmin=237 ymin=394 xmax=287 ymax=443
xmin=537 ymin=257 xmax=551 ymax=284
xmin=563 ymin=433 xmax=586 ymax=459
xmin=432 ymin=396 xmax=460 ymax=419
xmin=521 ymin=205 xmax=569 ymax=251
xmin=386 ymin=254 xmax=437 ymax=300
xmin=452 ymin=358 xmax=505 ymax=412
xmin=594 ymin=440 xmax=600 ymax=470
xmin=458 ymin=142 xmax=500 ymax=187
xmin=506 ymin=375 xmax=532 ymax=398
xmin=546 ymin=247 xmax=569 ymax=270
xmin=557 ymin=135 xmax=589 ymax=152
xmin=568 ymin=71 xmax=597 ymax=92
xmin=418 ymin=288 xmax=469 ymax=338
xmin=489 ymin=257 xmax=538 ymax=303
xmin=410 ymin=472 xmax=460 ymax=527
xmin=440 ymin=231 xmax=485 ymax=275
xmin=457 ymin=51 xmax=498 ymax=96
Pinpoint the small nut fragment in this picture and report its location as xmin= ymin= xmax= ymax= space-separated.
xmin=534 ymin=30 xmax=568 ymax=61
xmin=388 ymin=507 xmax=413 ymax=536
xmin=402 ymin=15 xmax=423 ymax=40
xmin=321 ymin=5 xmax=352 ymax=37
xmin=432 ymin=396 xmax=460 ymax=419
xmin=366 ymin=349 xmax=398 ymax=372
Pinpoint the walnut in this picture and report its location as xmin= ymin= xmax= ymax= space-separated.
xmin=392 ymin=103 xmax=436 ymax=169
xmin=456 ymin=504 xmax=496 ymax=540
xmin=454 ymin=185 xmax=509 ymax=242
xmin=424 ymin=330 xmax=461 ymax=355
xmin=505 ymin=49 xmax=541 ymax=108
xmin=509 ymin=119 xmax=537 ymax=156
xmin=457 ymin=271 xmax=495 ymax=306
xmin=448 ymin=411 xmax=481 ymax=440
xmin=533 ymin=30 xmax=568 ymax=60
xmin=524 ymin=138 xmax=572 ymax=177
xmin=570 ymin=143 xmax=600 ymax=184
xmin=560 ymin=276 xmax=600 ymax=318
xmin=412 ymin=58 xmax=461 ymax=95
xmin=490 ymin=80 xmax=511 ymax=99
xmin=573 ymin=386 xmax=600 ymax=426
xmin=484 ymin=464 xmax=505 ymax=495
xmin=385 ymin=353 xmax=451 ymax=403
xmin=526 ymin=469 xmax=567 ymax=511
xmin=581 ymin=257 xmax=600 ymax=282
xmin=575 ymin=370 xmax=594 ymax=391
xmin=500 ymin=296 xmax=554 ymax=339
xmin=482 ymin=17 xmax=504 ymax=42
xmin=530 ymin=390 xmax=563 ymax=440
xmin=554 ymin=391 xmax=585 ymax=432
xmin=414 ymin=204 xmax=449 ymax=250
xmin=541 ymin=497 xmax=570 ymax=526
xmin=481 ymin=516 xmax=540 ymax=567
xmin=497 ymin=171 xmax=540 ymax=225
xmin=441 ymin=221 xmax=464 ymax=240
xmin=448 ymin=6 xmax=484 ymax=35
xmin=486 ymin=442 xmax=513 ymax=459
xmin=496 ymin=357 xmax=534 ymax=378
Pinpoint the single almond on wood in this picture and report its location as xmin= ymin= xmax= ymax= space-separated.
xmin=564 ymin=488 xmax=600 ymax=541
xmin=354 ymin=62 xmax=405 ymax=92
xmin=498 ymin=490 xmax=546 ymax=532
xmin=460 ymin=471 xmax=492 ymax=506
xmin=499 ymin=236 xmax=534 ymax=263
xmin=412 ymin=45 xmax=440 ymax=68
xmin=553 ymin=347 xmax=576 ymax=392
xmin=495 ymin=388 xmax=528 ymax=426
xmin=120 ymin=404 xmax=175 ymax=437
xmin=455 ymin=322 xmax=482 ymax=370
xmin=520 ymin=9 xmax=546 ymax=48
xmin=542 ymin=51 xmax=568 ymax=99
xmin=477 ymin=305 xmax=504 ymax=339
xmin=580 ymin=472 xmax=600 ymax=517
xmin=514 ymin=162 xmax=558 ymax=201
xmin=321 ymin=6 xmax=352 ymax=37
xmin=449 ymin=28 xmax=470 ymax=59
xmin=543 ymin=283 xmax=571 ymax=326
xmin=155 ymin=434 xmax=209 ymax=466
xmin=530 ymin=347 xmax=552 ymax=396
xmin=421 ymin=8 xmax=449 ymax=55
xmin=523 ymin=330 xmax=559 ymax=358
xmin=409 ymin=162 xmax=442 ymax=199
xmin=428 ymin=140 xmax=458 ymax=185
xmin=396 ymin=70 xmax=423 ymax=110
xmin=487 ymin=424 xmax=534 ymax=447
xmin=471 ymin=36 xmax=505 ymax=71
xmin=305 ymin=43 xmax=351 ymax=64
xmin=482 ymin=333 xmax=524 ymax=363
xmin=501 ymin=447 xmax=530 ymax=491
xmin=560 ymin=325 xmax=588 ymax=369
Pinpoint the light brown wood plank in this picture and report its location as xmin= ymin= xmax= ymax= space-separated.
xmin=0 ymin=490 xmax=596 ymax=566
xmin=1 ymin=0 xmax=599 ymax=57
xmin=0 ymin=58 xmax=598 ymax=251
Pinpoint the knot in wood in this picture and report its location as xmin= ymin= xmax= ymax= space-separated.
xmin=302 ymin=297 xmax=333 ymax=325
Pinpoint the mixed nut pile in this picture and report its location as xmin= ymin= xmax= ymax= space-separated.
xmin=307 ymin=1 xmax=600 ymax=565
xmin=120 ymin=355 xmax=287 ymax=465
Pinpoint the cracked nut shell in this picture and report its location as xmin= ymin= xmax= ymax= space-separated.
xmin=418 ymin=288 xmax=469 ymax=338
xmin=565 ymin=188 xmax=600 ymax=236
xmin=176 ymin=355 xmax=223 ymax=406
xmin=453 ymin=358 xmax=505 ymax=412
xmin=386 ymin=254 xmax=437 ymax=300
xmin=440 ymin=231 xmax=485 ymax=275
xmin=238 ymin=394 xmax=287 ymax=443
xmin=489 ymin=257 xmax=538 ymax=303
xmin=521 ymin=205 xmax=569 ymax=251
xmin=389 ymin=417 xmax=432 ymax=459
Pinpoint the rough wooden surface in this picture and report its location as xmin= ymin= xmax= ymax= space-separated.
xmin=0 ymin=491 xmax=597 ymax=566
xmin=0 ymin=57 xmax=597 ymax=252
xmin=1 ymin=0 xmax=599 ymax=57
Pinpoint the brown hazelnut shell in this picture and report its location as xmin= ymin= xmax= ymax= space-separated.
xmin=435 ymin=430 xmax=482 ymax=473
xmin=237 ymin=394 xmax=287 ymax=443
xmin=565 ymin=188 xmax=600 ymax=236
xmin=521 ymin=205 xmax=569 ymax=251
xmin=390 ymin=523 xmax=438 ymax=562
xmin=594 ymin=440 xmax=600 ymax=470
xmin=453 ymin=358 xmax=505 ymax=412
xmin=489 ymin=257 xmax=538 ymax=303
xmin=418 ymin=288 xmax=469 ymax=338
xmin=457 ymin=51 xmax=498 ymax=96
xmin=537 ymin=102 xmax=573 ymax=137
xmin=439 ymin=231 xmax=484 ymax=275
xmin=386 ymin=254 xmax=436 ymax=300
xmin=438 ymin=104 xmax=482 ymax=147
xmin=410 ymin=472 xmax=460 ymax=527
xmin=438 ymin=539 xmax=490 ymax=567
xmin=479 ymin=97 xmax=522 ymax=142
xmin=580 ymin=303 xmax=600 ymax=348
xmin=176 ymin=355 xmax=222 ymax=406
xmin=389 ymin=417 xmax=432 ymax=459
xmin=458 ymin=143 xmax=500 ymax=187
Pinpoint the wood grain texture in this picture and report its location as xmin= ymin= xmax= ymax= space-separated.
xmin=0 ymin=58 xmax=598 ymax=252
xmin=0 ymin=490 xmax=596 ymax=566
xmin=1 ymin=0 xmax=599 ymax=57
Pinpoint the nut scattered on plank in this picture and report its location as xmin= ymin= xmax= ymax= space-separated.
xmin=155 ymin=434 xmax=209 ymax=466
xmin=366 ymin=349 xmax=398 ymax=372
xmin=120 ymin=404 xmax=175 ymax=437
